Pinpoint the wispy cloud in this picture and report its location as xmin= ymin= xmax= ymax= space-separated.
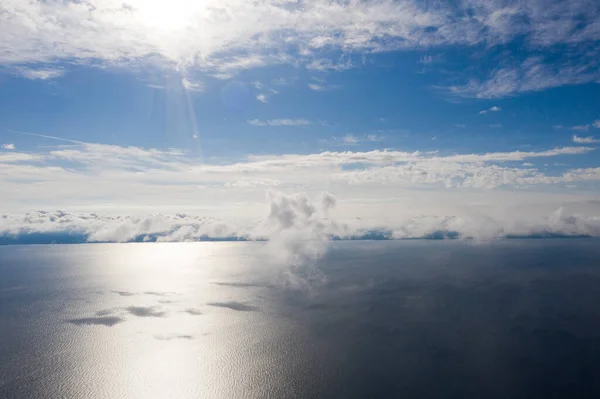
xmin=181 ymin=78 xmax=204 ymax=92
xmin=594 ymin=120 xmax=600 ymax=129
xmin=2 ymin=144 xmax=15 ymax=150
xmin=479 ymin=106 xmax=502 ymax=115
xmin=447 ymin=52 xmax=600 ymax=99
xmin=571 ymin=125 xmax=590 ymax=131
xmin=16 ymin=67 xmax=64 ymax=80
xmin=247 ymin=119 xmax=312 ymax=127
xmin=573 ymin=135 xmax=600 ymax=144
xmin=0 ymin=132 xmax=597 ymax=221
xmin=308 ymin=83 xmax=340 ymax=91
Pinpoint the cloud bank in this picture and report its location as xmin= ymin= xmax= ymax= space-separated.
xmin=1 ymin=192 xmax=599 ymax=245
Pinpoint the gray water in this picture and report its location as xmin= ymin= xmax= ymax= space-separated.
xmin=1 ymin=240 xmax=600 ymax=398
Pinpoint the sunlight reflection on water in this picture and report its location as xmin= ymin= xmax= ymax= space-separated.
xmin=2 ymin=240 xmax=600 ymax=398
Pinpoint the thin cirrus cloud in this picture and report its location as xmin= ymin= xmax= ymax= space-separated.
xmin=308 ymin=83 xmax=340 ymax=91
xmin=571 ymin=125 xmax=590 ymax=131
xmin=247 ymin=119 xmax=312 ymax=127
xmin=339 ymin=134 xmax=383 ymax=145
xmin=0 ymin=0 xmax=599 ymax=97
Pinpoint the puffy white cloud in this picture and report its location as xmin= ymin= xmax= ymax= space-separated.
xmin=256 ymin=94 xmax=268 ymax=103
xmin=573 ymin=135 xmax=600 ymax=144
xmin=1 ymin=144 xmax=15 ymax=150
xmin=2 ymin=196 xmax=600 ymax=246
xmin=594 ymin=120 xmax=600 ymax=129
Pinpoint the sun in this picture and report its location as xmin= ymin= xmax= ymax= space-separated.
xmin=131 ymin=0 xmax=199 ymax=31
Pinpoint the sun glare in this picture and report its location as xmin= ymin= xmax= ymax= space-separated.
xmin=133 ymin=0 xmax=199 ymax=31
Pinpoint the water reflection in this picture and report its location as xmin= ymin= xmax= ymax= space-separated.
xmin=2 ymin=241 xmax=600 ymax=398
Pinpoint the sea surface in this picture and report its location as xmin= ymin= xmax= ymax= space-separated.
xmin=1 ymin=240 xmax=600 ymax=398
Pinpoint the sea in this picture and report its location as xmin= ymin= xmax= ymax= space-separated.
xmin=1 ymin=239 xmax=600 ymax=398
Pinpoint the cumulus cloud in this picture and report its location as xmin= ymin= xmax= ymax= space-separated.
xmin=256 ymin=94 xmax=268 ymax=103
xmin=2 ymin=144 xmax=15 ymax=150
xmin=247 ymin=118 xmax=312 ymax=127
xmin=594 ymin=120 xmax=600 ymax=129
xmin=573 ymin=135 xmax=600 ymax=144
xmin=2 ymin=196 xmax=600 ymax=247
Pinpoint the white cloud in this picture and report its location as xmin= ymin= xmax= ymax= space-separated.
xmin=448 ymin=52 xmax=600 ymax=98
xmin=308 ymin=83 xmax=340 ymax=91
xmin=0 ymin=0 xmax=597 ymax=96
xmin=479 ymin=105 xmax=502 ymax=114
xmin=2 ymin=200 xmax=600 ymax=245
xmin=181 ymin=77 xmax=204 ymax=92
xmin=2 ymin=144 xmax=15 ymax=150
xmin=594 ymin=120 xmax=600 ymax=128
xmin=419 ymin=55 xmax=433 ymax=65
xmin=339 ymin=134 xmax=383 ymax=145
xmin=16 ymin=67 xmax=64 ymax=80
xmin=256 ymin=94 xmax=268 ymax=103
xmin=573 ymin=135 xmax=600 ymax=144
xmin=1 ymin=138 xmax=600 ymax=245
xmin=571 ymin=125 xmax=590 ymax=131
xmin=247 ymin=119 xmax=312 ymax=127
xmin=343 ymin=135 xmax=360 ymax=145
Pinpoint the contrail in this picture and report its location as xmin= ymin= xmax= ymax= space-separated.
xmin=3 ymin=128 xmax=87 ymax=144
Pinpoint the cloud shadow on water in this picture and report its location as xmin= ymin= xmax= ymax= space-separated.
xmin=212 ymin=281 xmax=269 ymax=288
xmin=143 ymin=291 xmax=176 ymax=297
xmin=111 ymin=290 xmax=136 ymax=297
xmin=207 ymin=301 xmax=259 ymax=312
xmin=68 ymin=316 xmax=125 ymax=327
xmin=126 ymin=306 xmax=167 ymax=317
xmin=155 ymin=334 xmax=194 ymax=341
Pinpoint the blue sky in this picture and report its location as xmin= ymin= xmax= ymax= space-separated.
xmin=0 ymin=0 xmax=600 ymax=237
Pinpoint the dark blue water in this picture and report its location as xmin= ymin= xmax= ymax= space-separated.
xmin=1 ymin=240 xmax=600 ymax=398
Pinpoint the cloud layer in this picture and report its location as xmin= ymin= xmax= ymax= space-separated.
xmin=2 ymin=191 xmax=600 ymax=245
xmin=2 ymin=0 xmax=599 ymax=96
